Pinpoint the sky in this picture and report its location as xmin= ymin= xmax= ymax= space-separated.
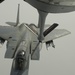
xmin=0 ymin=0 xmax=75 ymax=75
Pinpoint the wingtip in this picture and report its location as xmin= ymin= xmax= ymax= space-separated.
xmin=63 ymin=29 xmax=71 ymax=35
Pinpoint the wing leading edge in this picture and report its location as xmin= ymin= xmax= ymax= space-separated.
xmin=43 ymin=29 xmax=71 ymax=42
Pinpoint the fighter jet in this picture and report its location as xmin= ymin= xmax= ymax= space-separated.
xmin=0 ymin=1 xmax=74 ymax=75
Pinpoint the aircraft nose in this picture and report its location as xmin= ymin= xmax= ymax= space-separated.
xmin=10 ymin=49 xmax=30 ymax=75
xmin=14 ymin=50 xmax=26 ymax=70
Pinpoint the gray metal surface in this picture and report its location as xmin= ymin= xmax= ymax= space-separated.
xmin=24 ymin=0 xmax=75 ymax=13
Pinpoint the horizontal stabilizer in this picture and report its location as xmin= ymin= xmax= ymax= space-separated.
xmin=6 ymin=22 xmax=16 ymax=26
xmin=43 ymin=29 xmax=71 ymax=42
xmin=6 ymin=4 xmax=20 ymax=27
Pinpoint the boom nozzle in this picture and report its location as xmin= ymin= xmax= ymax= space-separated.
xmin=43 ymin=23 xmax=58 ymax=37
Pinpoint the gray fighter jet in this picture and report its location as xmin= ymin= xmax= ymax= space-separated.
xmin=0 ymin=0 xmax=75 ymax=75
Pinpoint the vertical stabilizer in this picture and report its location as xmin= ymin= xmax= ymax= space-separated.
xmin=15 ymin=4 xmax=20 ymax=26
xmin=6 ymin=4 xmax=20 ymax=26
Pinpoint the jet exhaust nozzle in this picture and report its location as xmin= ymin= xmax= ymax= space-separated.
xmin=43 ymin=23 xmax=58 ymax=37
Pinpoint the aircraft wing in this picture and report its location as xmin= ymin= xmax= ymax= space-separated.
xmin=43 ymin=29 xmax=71 ymax=42
xmin=0 ymin=26 xmax=19 ymax=58
xmin=0 ymin=26 xmax=17 ymax=40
